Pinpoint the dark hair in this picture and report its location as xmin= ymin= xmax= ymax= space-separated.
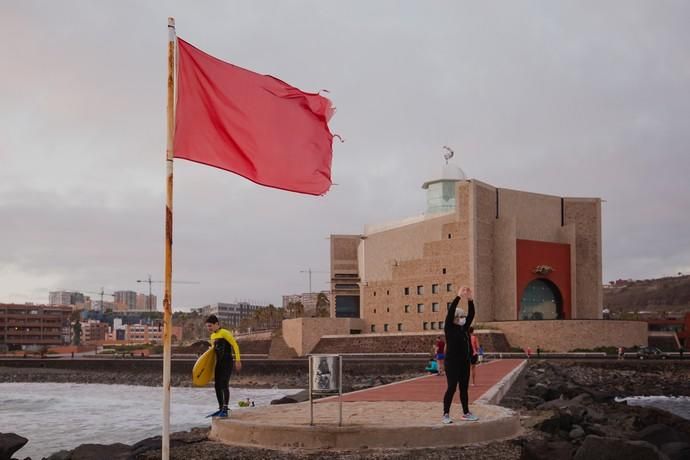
xmin=205 ymin=314 xmax=219 ymax=324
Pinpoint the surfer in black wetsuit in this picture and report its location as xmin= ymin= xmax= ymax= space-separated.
xmin=442 ymin=287 xmax=478 ymax=424
xmin=205 ymin=315 xmax=241 ymax=418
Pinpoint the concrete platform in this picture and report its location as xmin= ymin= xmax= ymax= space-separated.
xmin=210 ymin=359 xmax=525 ymax=451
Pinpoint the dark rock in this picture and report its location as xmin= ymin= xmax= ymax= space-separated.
xmin=570 ymin=425 xmax=586 ymax=440
xmin=524 ymin=395 xmax=546 ymax=409
xmin=573 ymin=435 xmax=669 ymax=460
xmin=522 ymin=440 xmax=575 ymax=460
xmin=585 ymin=407 xmax=607 ymax=424
xmin=660 ymin=442 xmax=690 ymax=460
xmin=0 ymin=433 xmax=28 ymax=460
xmin=131 ymin=436 xmax=162 ymax=456
xmin=69 ymin=443 xmax=131 ymax=460
xmin=270 ymin=396 xmax=298 ymax=405
xmin=46 ymin=450 xmax=71 ymax=460
xmin=538 ymin=411 xmax=574 ymax=435
xmin=529 ymin=383 xmax=550 ymax=399
xmin=170 ymin=427 xmax=208 ymax=444
xmin=632 ymin=424 xmax=690 ymax=448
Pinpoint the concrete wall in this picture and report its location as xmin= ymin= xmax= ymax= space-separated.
xmin=485 ymin=320 xmax=647 ymax=352
xmin=311 ymin=330 xmax=512 ymax=354
xmin=282 ymin=318 xmax=365 ymax=356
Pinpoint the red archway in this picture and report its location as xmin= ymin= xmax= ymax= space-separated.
xmin=516 ymin=239 xmax=571 ymax=319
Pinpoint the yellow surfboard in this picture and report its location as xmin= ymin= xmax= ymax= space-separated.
xmin=192 ymin=348 xmax=216 ymax=387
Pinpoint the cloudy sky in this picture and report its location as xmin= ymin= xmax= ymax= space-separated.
xmin=2 ymin=1 xmax=689 ymax=310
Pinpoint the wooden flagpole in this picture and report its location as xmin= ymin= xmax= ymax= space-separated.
xmin=163 ymin=16 xmax=176 ymax=460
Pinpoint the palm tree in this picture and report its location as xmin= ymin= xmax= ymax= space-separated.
xmin=316 ymin=293 xmax=330 ymax=317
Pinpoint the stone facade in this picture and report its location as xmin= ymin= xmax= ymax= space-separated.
xmin=485 ymin=320 xmax=648 ymax=352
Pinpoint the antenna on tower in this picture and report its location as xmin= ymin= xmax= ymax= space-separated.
xmin=442 ymin=145 xmax=454 ymax=165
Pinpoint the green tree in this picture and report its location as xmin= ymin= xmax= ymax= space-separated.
xmin=72 ymin=321 xmax=82 ymax=346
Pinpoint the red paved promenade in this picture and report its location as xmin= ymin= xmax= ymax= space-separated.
xmin=323 ymin=358 xmax=525 ymax=403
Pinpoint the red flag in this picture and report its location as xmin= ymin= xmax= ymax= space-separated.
xmin=173 ymin=39 xmax=335 ymax=195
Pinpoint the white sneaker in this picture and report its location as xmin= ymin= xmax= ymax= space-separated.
xmin=442 ymin=414 xmax=453 ymax=424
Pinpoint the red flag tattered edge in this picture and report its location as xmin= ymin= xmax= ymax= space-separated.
xmin=173 ymin=38 xmax=336 ymax=196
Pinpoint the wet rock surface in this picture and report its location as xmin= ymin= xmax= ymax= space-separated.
xmin=503 ymin=360 xmax=690 ymax=460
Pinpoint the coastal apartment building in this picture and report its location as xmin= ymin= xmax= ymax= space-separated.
xmin=80 ymin=320 xmax=109 ymax=343
xmin=48 ymin=290 xmax=87 ymax=307
xmin=330 ymin=161 xmax=603 ymax=334
xmin=113 ymin=290 xmax=138 ymax=310
xmin=135 ymin=293 xmax=157 ymax=311
xmin=0 ymin=304 xmax=72 ymax=350
xmin=194 ymin=302 xmax=265 ymax=329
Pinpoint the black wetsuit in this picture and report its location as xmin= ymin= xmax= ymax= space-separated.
xmin=443 ymin=296 xmax=475 ymax=415
xmin=213 ymin=332 xmax=235 ymax=410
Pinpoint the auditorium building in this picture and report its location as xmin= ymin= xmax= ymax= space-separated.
xmin=329 ymin=162 xmax=646 ymax=351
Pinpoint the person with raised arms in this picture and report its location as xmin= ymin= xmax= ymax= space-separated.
xmin=442 ymin=286 xmax=478 ymax=424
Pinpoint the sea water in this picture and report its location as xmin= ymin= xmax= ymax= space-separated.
xmin=616 ymin=395 xmax=690 ymax=421
xmin=0 ymin=382 xmax=300 ymax=459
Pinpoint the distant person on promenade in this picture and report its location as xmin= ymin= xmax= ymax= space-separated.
xmin=425 ymin=355 xmax=439 ymax=374
xmin=478 ymin=344 xmax=485 ymax=363
xmin=205 ymin=314 xmax=242 ymax=418
xmin=679 ymin=346 xmax=684 ymax=360
xmin=526 ymin=347 xmax=532 ymax=359
xmin=435 ymin=335 xmax=446 ymax=376
xmin=618 ymin=346 xmax=624 ymax=360
xmin=469 ymin=327 xmax=479 ymax=386
xmin=442 ymin=287 xmax=478 ymax=424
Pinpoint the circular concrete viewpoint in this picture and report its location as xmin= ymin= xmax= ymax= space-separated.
xmin=210 ymin=401 xmax=520 ymax=450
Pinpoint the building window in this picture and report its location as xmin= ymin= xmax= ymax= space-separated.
xmin=404 ymin=305 xmax=410 ymax=313
xmin=431 ymin=322 xmax=437 ymax=330
xmin=371 ymin=325 xmax=376 ymax=332
xmin=374 ymin=291 xmax=376 ymax=296
xmin=438 ymin=321 xmax=444 ymax=329
xmin=442 ymin=268 xmax=447 ymax=274
xmin=423 ymin=322 xmax=429 ymax=330
xmin=386 ymin=290 xmax=390 ymax=295
xmin=404 ymin=287 xmax=410 ymax=296
xmin=384 ymin=324 xmax=389 ymax=332
xmin=432 ymin=302 xmax=439 ymax=312
xmin=386 ymin=307 xmax=390 ymax=313
xmin=397 ymin=323 xmax=403 ymax=331
xmin=432 ymin=284 xmax=439 ymax=294
xmin=417 ymin=304 xmax=424 ymax=313
xmin=446 ymin=283 xmax=452 ymax=292
xmin=373 ymin=308 xmax=376 ymax=314
xmin=417 ymin=285 xmax=424 ymax=295
xmin=448 ymin=233 xmax=452 ymax=239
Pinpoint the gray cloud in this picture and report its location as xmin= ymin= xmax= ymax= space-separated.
xmin=2 ymin=1 xmax=690 ymax=307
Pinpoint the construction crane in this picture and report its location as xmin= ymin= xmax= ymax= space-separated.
xmin=136 ymin=275 xmax=200 ymax=311
xmin=299 ymin=268 xmax=329 ymax=294
xmin=82 ymin=288 xmax=115 ymax=311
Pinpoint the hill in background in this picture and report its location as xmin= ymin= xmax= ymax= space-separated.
xmin=604 ymin=274 xmax=690 ymax=317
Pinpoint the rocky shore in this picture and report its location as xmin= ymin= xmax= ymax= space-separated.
xmin=3 ymin=360 xmax=689 ymax=459
xmin=501 ymin=360 xmax=690 ymax=460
